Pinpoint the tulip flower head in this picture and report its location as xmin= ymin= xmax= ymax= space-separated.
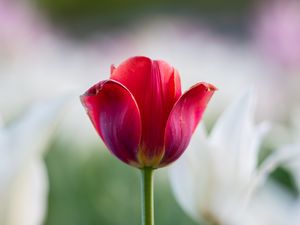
xmin=81 ymin=56 xmax=216 ymax=168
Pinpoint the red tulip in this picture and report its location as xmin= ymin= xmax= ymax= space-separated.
xmin=81 ymin=56 xmax=216 ymax=168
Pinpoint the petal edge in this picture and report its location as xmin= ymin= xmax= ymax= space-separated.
xmin=161 ymin=82 xmax=216 ymax=166
xmin=80 ymin=80 xmax=142 ymax=166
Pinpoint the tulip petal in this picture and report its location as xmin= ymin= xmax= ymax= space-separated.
xmin=110 ymin=64 xmax=116 ymax=74
xmin=161 ymin=83 xmax=216 ymax=166
xmin=80 ymin=80 xmax=141 ymax=166
xmin=111 ymin=56 xmax=181 ymax=165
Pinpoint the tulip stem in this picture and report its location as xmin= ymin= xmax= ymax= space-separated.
xmin=141 ymin=167 xmax=154 ymax=225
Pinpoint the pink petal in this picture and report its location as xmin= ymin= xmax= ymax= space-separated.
xmin=80 ymin=80 xmax=142 ymax=166
xmin=110 ymin=56 xmax=181 ymax=165
xmin=161 ymin=83 xmax=216 ymax=166
xmin=110 ymin=64 xmax=116 ymax=74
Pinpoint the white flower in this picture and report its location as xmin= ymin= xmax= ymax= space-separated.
xmin=244 ymin=146 xmax=300 ymax=225
xmin=245 ymin=108 xmax=300 ymax=225
xmin=169 ymin=90 xmax=299 ymax=225
xmin=241 ymin=181 xmax=293 ymax=225
xmin=276 ymin=115 xmax=300 ymax=225
xmin=0 ymin=97 xmax=67 ymax=225
xmin=276 ymin=109 xmax=300 ymax=191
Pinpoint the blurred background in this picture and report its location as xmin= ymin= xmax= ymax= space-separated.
xmin=1 ymin=0 xmax=300 ymax=224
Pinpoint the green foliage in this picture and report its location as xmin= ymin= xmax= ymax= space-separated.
xmin=44 ymin=141 xmax=197 ymax=225
xmin=270 ymin=167 xmax=299 ymax=197
xmin=33 ymin=0 xmax=252 ymax=34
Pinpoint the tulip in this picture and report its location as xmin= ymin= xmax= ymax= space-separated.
xmin=80 ymin=56 xmax=216 ymax=225
xmin=80 ymin=56 xmax=216 ymax=168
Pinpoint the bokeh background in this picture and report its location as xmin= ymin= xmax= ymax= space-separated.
xmin=1 ymin=0 xmax=300 ymax=224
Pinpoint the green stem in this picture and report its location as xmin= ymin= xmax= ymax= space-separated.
xmin=141 ymin=167 xmax=154 ymax=225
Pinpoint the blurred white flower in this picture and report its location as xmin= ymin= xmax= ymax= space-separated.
xmin=0 ymin=97 xmax=67 ymax=225
xmin=248 ymin=109 xmax=300 ymax=225
xmin=241 ymin=181 xmax=293 ymax=225
xmin=277 ymin=109 xmax=300 ymax=191
xmin=289 ymin=199 xmax=300 ymax=225
xmin=4 ymin=157 xmax=48 ymax=225
xmin=249 ymin=144 xmax=300 ymax=225
xmin=169 ymin=90 xmax=299 ymax=225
